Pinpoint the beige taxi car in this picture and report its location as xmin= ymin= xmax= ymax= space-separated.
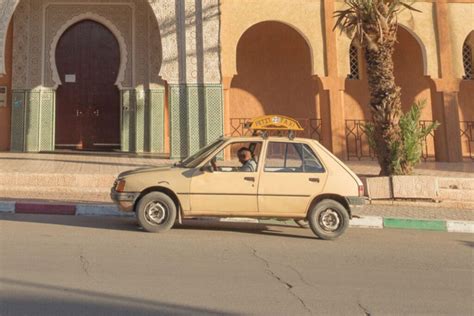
xmin=111 ymin=116 xmax=365 ymax=240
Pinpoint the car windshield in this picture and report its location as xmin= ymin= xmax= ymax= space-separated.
xmin=179 ymin=139 xmax=226 ymax=168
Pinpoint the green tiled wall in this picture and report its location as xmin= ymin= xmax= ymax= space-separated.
xmin=169 ymin=84 xmax=223 ymax=158
xmin=10 ymin=89 xmax=55 ymax=152
xmin=121 ymin=88 xmax=166 ymax=153
xmin=10 ymin=85 xmax=220 ymax=156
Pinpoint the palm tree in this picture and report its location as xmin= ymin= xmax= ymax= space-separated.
xmin=334 ymin=0 xmax=420 ymax=175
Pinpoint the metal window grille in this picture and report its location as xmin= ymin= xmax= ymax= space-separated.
xmin=460 ymin=121 xmax=474 ymax=160
xmin=463 ymin=43 xmax=473 ymax=80
xmin=347 ymin=45 xmax=360 ymax=80
xmin=345 ymin=120 xmax=436 ymax=161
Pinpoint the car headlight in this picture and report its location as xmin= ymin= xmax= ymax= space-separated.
xmin=115 ymin=179 xmax=126 ymax=192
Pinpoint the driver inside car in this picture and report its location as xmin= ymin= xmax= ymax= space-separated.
xmin=210 ymin=147 xmax=257 ymax=172
xmin=237 ymin=147 xmax=257 ymax=172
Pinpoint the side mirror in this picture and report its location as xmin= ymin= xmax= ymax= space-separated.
xmin=200 ymin=164 xmax=214 ymax=173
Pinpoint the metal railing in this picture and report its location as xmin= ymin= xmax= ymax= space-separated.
xmin=345 ymin=119 xmax=436 ymax=161
xmin=460 ymin=121 xmax=474 ymax=160
xmin=229 ymin=118 xmax=322 ymax=141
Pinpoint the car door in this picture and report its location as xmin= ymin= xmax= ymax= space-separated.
xmin=189 ymin=141 xmax=262 ymax=215
xmin=258 ymin=141 xmax=327 ymax=216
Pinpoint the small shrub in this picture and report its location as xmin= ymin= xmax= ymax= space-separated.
xmin=364 ymin=100 xmax=439 ymax=175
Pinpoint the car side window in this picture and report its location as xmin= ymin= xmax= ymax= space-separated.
xmin=209 ymin=142 xmax=262 ymax=172
xmin=264 ymin=142 xmax=325 ymax=173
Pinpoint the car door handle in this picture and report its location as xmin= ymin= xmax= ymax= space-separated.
xmin=309 ymin=177 xmax=320 ymax=183
xmin=244 ymin=177 xmax=255 ymax=182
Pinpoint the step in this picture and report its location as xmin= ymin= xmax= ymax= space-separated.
xmin=439 ymin=189 xmax=474 ymax=202
xmin=438 ymin=178 xmax=474 ymax=190
xmin=0 ymin=172 xmax=116 ymax=189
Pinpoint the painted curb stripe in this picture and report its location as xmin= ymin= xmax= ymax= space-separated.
xmin=0 ymin=201 xmax=15 ymax=213
xmin=76 ymin=204 xmax=133 ymax=217
xmin=383 ymin=218 xmax=446 ymax=231
xmin=350 ymin=216 xmax=383 ymax=229
xmin=446 ymin=221 xmax=474 ymax=233
xmin=1 ymin=200 xmax=473 ymax=234
xmin=15 ymin=203 xmax=76 ymax=215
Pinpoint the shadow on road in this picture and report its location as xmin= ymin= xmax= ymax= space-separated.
xmin=0 ymin=213 xmax=317 ymax=240
xmin=0 ymin=277 xmax=235 ymax=316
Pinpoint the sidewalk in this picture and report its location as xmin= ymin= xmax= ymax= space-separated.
xmin=0 ymin=152 xmax=473 ymax=233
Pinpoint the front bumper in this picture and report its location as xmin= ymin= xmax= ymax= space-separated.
xmin=110 ymin=189 xmax=140 ymax=212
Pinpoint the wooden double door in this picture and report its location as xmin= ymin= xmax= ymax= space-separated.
xmin=55 ymin=20 xmax=120 ymax=150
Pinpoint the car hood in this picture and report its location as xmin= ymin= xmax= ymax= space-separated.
xmin=117 ymin=165 xmax=174 ymax=178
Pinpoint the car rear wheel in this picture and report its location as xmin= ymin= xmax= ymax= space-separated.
xmin=308 ymin=199 xmax=349 ymax=240
xmin=136 ymin=192 xmax=177 ymax=233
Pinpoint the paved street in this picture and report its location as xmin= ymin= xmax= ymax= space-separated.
xmin=0 ymin=214 xmax=472 ymax=315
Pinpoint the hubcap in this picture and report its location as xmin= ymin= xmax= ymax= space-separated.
xmin=319 ymin=209 xmax=341 ymax=232
xmin=144 ymin=201 xmax=168 ymax=225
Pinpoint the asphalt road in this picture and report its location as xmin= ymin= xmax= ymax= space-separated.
xmin=0 ymin=214 xmax=472 ymax=316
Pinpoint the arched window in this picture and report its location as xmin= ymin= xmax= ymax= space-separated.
xmin=347 ymin=44 xmax=360 ymax=80
xmin=463 ymin=42 xmax=473 ymax=80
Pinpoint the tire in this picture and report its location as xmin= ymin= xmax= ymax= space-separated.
xmin=294 ymin=219 xmax=309 ymax=228
xmin=308 ymin=199 xmax=349 ymax=240
xmin=136 ymin=192 xmax=177 ymax=233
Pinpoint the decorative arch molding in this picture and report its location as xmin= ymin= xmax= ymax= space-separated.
xmin=397 ymin=23 xmax=429 ymax=77
xmin=232 ymin=20 xmax=316 ymax=77
xmin=0 ymin=0 xmax=185 ymax=83
xmin=49 ymin=12 xmax=128 ymax=89
xmin=338 ymin=23 xmax=430 ymax=78
xmin=0 ymin=0 xmax=20 ymax=75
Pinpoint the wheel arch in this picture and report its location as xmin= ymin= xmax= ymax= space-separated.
xmin=134 ymin=186 xmax=182 ymax=217
xmin=306 ymin=194 xmax=352 ymax=219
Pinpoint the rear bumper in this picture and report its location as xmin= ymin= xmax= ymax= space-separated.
xmin=346 ymin=196 xmax=367 ymax=206
xmin=110 ymin=189 xmax=140 ymax=212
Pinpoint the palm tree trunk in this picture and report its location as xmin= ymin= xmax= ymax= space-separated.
xmin=365 ymin=40 xmax=403 ymax=175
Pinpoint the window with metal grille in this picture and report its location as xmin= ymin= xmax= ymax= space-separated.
xmin=347 ymin=44 xmax=360 ymax=80
xmin=463 ymin=43 xmax=473 ymax=80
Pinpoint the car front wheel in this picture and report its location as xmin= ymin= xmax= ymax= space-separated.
xmin=308 ymin=199 xmax=349 ymax=240
xmin=136 ymin=192 xmax=177 ymax=233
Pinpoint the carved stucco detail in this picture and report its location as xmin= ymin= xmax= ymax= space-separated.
xmin=3 ymin=0 xmax=221 ymax=85
xmin=48 ymin=12 xmax=130 ymax=89
xmin=11 ymin=0 xmax=29 ymax=88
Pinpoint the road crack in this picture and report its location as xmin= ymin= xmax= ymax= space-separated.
xmin=358 ymin=302 xmax=371 ymax=316
xmin=246 ymin=244 xmax=312 ymax=315
xmin=79 ymin=255 xmax=90 ymax=276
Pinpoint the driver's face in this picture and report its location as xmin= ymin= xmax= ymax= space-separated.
xmin=238 ymin=151 xmax=250 ymax=164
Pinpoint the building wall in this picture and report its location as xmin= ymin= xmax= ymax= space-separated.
xmin=229 ymin=21 xmax=319 ymax=120
xmin=0 ymin=21 xmax=12 ymax=151
xmin=4 ymin=0 xmax=223 ymax=157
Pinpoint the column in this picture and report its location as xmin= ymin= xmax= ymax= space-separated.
xmin=431 ymin=0 xmax=463 ymax=162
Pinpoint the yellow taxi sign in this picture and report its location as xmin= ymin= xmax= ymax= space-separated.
xmin=249 ymin=115 xmax=304 ymax=131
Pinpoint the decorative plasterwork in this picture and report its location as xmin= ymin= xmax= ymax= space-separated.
xmin=49 ymin=12 xmax=129 ymax=89
xmin=3 ymin=0 xmax=222 ymax=85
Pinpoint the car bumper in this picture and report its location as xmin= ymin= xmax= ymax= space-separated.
xmin=346 ymin=196 xmax=367 ymax=206
xmin=110 ymin=189 xmax=140 ymax=212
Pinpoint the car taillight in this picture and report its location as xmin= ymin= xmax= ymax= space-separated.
xmin=115 ymin=179 xmax=126 ymax=192
xmin=358 ymin=184 xmax=365 ymax=197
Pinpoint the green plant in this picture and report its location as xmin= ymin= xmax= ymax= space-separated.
xmin=334 ymin=0 xmax=420 ymax=175
xmin=364 ymin=100 xmax=439 ymax=175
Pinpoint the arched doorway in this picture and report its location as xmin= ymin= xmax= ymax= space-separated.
xmin=229 ymin=21 xmax=319 ymax=139
xmin=55 ymin=20 xmax=120 ymax=151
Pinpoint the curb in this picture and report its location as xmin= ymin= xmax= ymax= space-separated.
xmin=0 ymin=201 xmax=472 ymax=234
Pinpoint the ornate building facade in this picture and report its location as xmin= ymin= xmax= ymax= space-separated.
xmin=0 ymin=0 xmax=472 ymax=161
